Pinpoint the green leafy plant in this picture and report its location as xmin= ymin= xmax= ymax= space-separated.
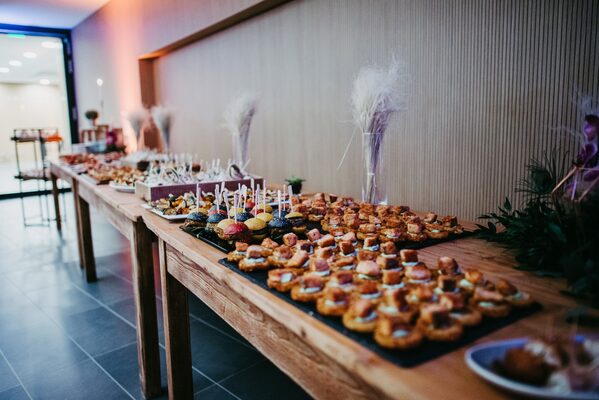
xmin=477 ymin=150 xmax=599 ymax=307
xmin=285 ymin=176 xmax=305 ymax=194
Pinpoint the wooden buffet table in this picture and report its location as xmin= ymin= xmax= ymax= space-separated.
xmin=50 ymin=162 xmax=162 ymax=398
xmin=49 ymin=161 xmax=592 ymax=400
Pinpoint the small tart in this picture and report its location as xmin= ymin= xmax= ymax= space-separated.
xmin=471 ymin=287 xmax=511 ymax=317
xmin=290 ymin=273 xmax=325 ymax=302
xmin=330 ymin=254 xmax=356 ymax=271
xmin=226 ymin=242 xmax=248 ymax=263
xmin=495 ymin=278 xmax=534 ymax=308
xmin=352 ymin=281 xmax=383 ymax=304
xmin=374 ymin=318 xmax=423 ymax=349
xmin=417 ymin=304 xmax=463 ymax=342
xmin=238 ymin=245 xmax=270 ymax=272
xmin=316 ymin=287 xmax=350 ymax=316
xmin=355 ymin=260 xmax=382 ymax=283
xmin=342 ymin=299 xmax=378 ymax=332
xmin=425 ymin=224 xmax=449 ymax=239
xmin=267 ymin=245 xmax=293 ymax=268
xmin=267 ymin=268 xmax=299 ymax=292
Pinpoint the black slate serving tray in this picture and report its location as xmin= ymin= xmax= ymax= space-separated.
xmin=216 ymin=257 xmax=541 ymax=368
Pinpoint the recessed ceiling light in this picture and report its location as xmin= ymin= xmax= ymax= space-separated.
xmin=8 ymin=60 xmax=22 ymax=67
xmin=23 ymin=52 xmax=37 ymax=59
xmin=39 ymin=79 xmax=50 ymax=85
xmin=0 ymin=67 xmax=10 ymax=73
xmin=41 ymin=41 xmax=62 ymax=49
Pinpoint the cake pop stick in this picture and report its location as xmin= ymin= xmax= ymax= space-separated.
xmin=196 ymin=183 xmax=200 ymax=210
xmin=215 ymin=184 xmax=220 ymax=209
xmin=224 ymin=189 xmax=230 ymax=217
xmin=234 ymin=193 xmax=238 ymax=223
xmin=277 ymin=190 xmax=282 ymax=218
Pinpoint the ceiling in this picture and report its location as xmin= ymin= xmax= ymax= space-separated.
xmin=0 ymin=34 xmax=64 ymax=85
xmin=0 ymin=0 xmax=110 ymax=29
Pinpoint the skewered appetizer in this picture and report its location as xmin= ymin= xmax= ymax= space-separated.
xmin=244 ymin=217 xmax=268 ymax=242
xmin=182 ymin=212 xmax=208 ymax=231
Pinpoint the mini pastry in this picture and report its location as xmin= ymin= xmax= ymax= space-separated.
xmin=338 ymin=240 xmax=356 ymax=257
xmin=434 ymin=275 xmax=460 ymax=295
xmin=314 ymin=246 xmax=334 ymax=261
xmin=244 ymin=217 xmax=268 ymax=242
xmin=343 ymin=213 xmax=361 ymax=230
xmin=285 ymin=211 xmax=307 ymax=235
xmin=267 ymin=245 xmax=293 ymax=268
xmin=425 ymin=223 xmax=449 ymax=239
xmin=374 ymin=317 xmax=423 ymax=350
xmin=330 ymin=228 xmax=347 ymax=242
xmin=381 ymin=269 xmax=405 ymax=290
xmin=406 ymin=285 xmax=436 ymax=305
xmin=327 ymin=270 xmax=355 ymax=292
xmin=238 ymin=245 xmax=270 ymax=272
xmin=286 ymin=250 xmax=311 ymax=273
xmin=309 ymin=258 xmax=332 ymax=278
xmin=356 ymin=249 xmax=378 ymax=261
xmin=182 ymin=212 xmax=208 ymax=231
xmin=379 ymin=241 xmax=398 ymax=259
xmin=399 ymin=249 xmax=422 ymax=268
xmin=471 ymin=287 xmax=511 ymax=318
xmin=322 ymin=215 xmax=343 ymax=232
xmin=439 ymin=292 xmax=482 ymax=327
xmin=353 ymin=280 xmax=383 ymax=303
xmin=306 ymin=228 xmax=323 ymax=243
xmin=295 ymin=240 xmax=314 ymax=255
xmin=369 ymin=215 xmax=383 ymax=228
xmin=406 ymin=218 xmax=427 ymax=242
xmin=355 ymin=260 xmax=382 ymax=283
xmin=291 ymin=273 xmax=325 ymax=302
xmin=423 ymin=212 xmax=437 ymax=224
xmin=357 ymin=223 xmax=378 ymax=241
xmin=441 ymin=215 xmax=463 ymax=234
xmin=308 ymin=205 xmax=326 ymax=222
xmin=220 ymin=221 xmax=250 ymax=242
xmin=362 ymin=236 xmax=380 ymax=252
xmin=458 ymin=268 xmax=485 ymax=292
xmin=379 ymin=227 xmax=405 ymax=243
xmin=404 ymin=264 xmax=434 ymax=286
xmin=215 ymin=218 xmax=235 ymax=238
xmin=330 ymin=254 xmax=356 ymax=271
xmin=283 ymin=232 xmax=299 ymax=247
xmin=377 ymin=288 xmax=415 ymax=321
xmin=226 ymin=241 xmax=248 ymax=263
xmin=417 ymin=304 xmax=463 ymax=342
xmin=255 ymin=212 xmax=273 ymax=223
xmin=316 ymin=234 xmax=336 ymax=249
xmin=342 ymin=299 xmax=378 ymax=333
xmin=267 ymin=268 xmax=299 ymax=292
xmin=376 ymin=255 xmax=400 ymax=272
xmin=495 ymin=279 xmax=533 ymax=308
xmin=437 ymin=256 xmax=462 ymax=277
xmin=385 ymin=216 xmax=405 ymax=229
xmin=260 ymin=237 xmax=279 ymax=252
xmin=268 ymin=217 xmax=292 ymax=240
xmin=340 ymin=231 xmax=358 ymax=244
xmin=316 ymin=287 xmax=350 ymax=316
xmin=205 ymin=212 xmax=226 ymax=234
xmin=375 ymin=205 xmax=391 ymax=218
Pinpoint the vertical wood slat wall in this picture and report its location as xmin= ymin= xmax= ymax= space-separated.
xmin=153 ymin=0 xmax=598 ymax=221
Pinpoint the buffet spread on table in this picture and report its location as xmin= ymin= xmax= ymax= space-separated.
xmin=48 ymin=150 xmax=599 ymax=400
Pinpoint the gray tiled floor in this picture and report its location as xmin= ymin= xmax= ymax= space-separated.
xmin=0 ymin=195 xmax=310 ymax=400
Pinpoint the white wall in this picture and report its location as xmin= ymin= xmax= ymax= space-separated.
xmin=0 ymin=83 xmax=69 ymax=163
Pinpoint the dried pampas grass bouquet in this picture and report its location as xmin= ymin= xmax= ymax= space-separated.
xmin=223 ymin=92 xmax=258 ymax=172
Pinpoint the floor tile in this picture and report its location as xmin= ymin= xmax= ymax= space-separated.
xmin=72 ymin=269 xmax=134 ymax=305
xmin=60 ymin=307 xmax=136 ymax=357
xmin=107 ymin=297 xmax=164 ymax=341
xmin=195 ymin=311 xmax=253 ymax=348
xmin=189 ymin=320 xmax=264 ymax=382
xmin=0 ymin=356 xmax=19 ymax=393
xmin=193 ymin=385 xmax=238 ymax=400
xmin=25 ymin=284 xmax=100 ymax=319
xmin=0 ymin=386 xmax=30 ymax=400
xmin=96 ymin=342 xmax=212 ymax=400
xmin=219 ymin=359 xmax=310 ymax=400
xmin=20 ymin=358 xmax=129 ymax=400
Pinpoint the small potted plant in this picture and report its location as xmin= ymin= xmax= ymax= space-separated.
xmin=285 ymin=176 xmax=305 ymax=194
xmin=85 ymin=109 xmax=99 ymax=126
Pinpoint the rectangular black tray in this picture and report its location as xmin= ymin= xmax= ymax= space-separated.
xmin=216 ymin=258 xmax=540 ymax=368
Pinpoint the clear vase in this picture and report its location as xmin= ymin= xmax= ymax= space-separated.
xmin=361 ymin=132 xmax=388 ymax=204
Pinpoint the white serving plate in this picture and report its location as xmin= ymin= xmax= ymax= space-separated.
xmin=141 ymin=204 xmax=190 ymax=220
xmin=465 ymin=337 xmax=597 ymax=400
xmin=109 ymin=181 xmax=135 ymax=193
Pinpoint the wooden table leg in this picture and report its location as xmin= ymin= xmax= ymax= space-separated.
xmin=75 ymin=184 xmax=97 ymax=282
xmin=130 ymin=220 xmax=162 ymax=398
xmin=72 ymin=181 xmax=85 ymax=271
xmin=50 ymin=173 xmax=62 ymax=231
xmin=159 ymin=239 xmax=193 ymax=399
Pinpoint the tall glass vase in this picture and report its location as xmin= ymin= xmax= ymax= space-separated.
xmin=361 ymin=131 xmax=388 ymax=204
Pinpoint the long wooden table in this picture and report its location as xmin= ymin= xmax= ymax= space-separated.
xmin=50 ymin=162 xmax=594 ymax=399
xmin=50 ymin=162 xmax=162 ymax=398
